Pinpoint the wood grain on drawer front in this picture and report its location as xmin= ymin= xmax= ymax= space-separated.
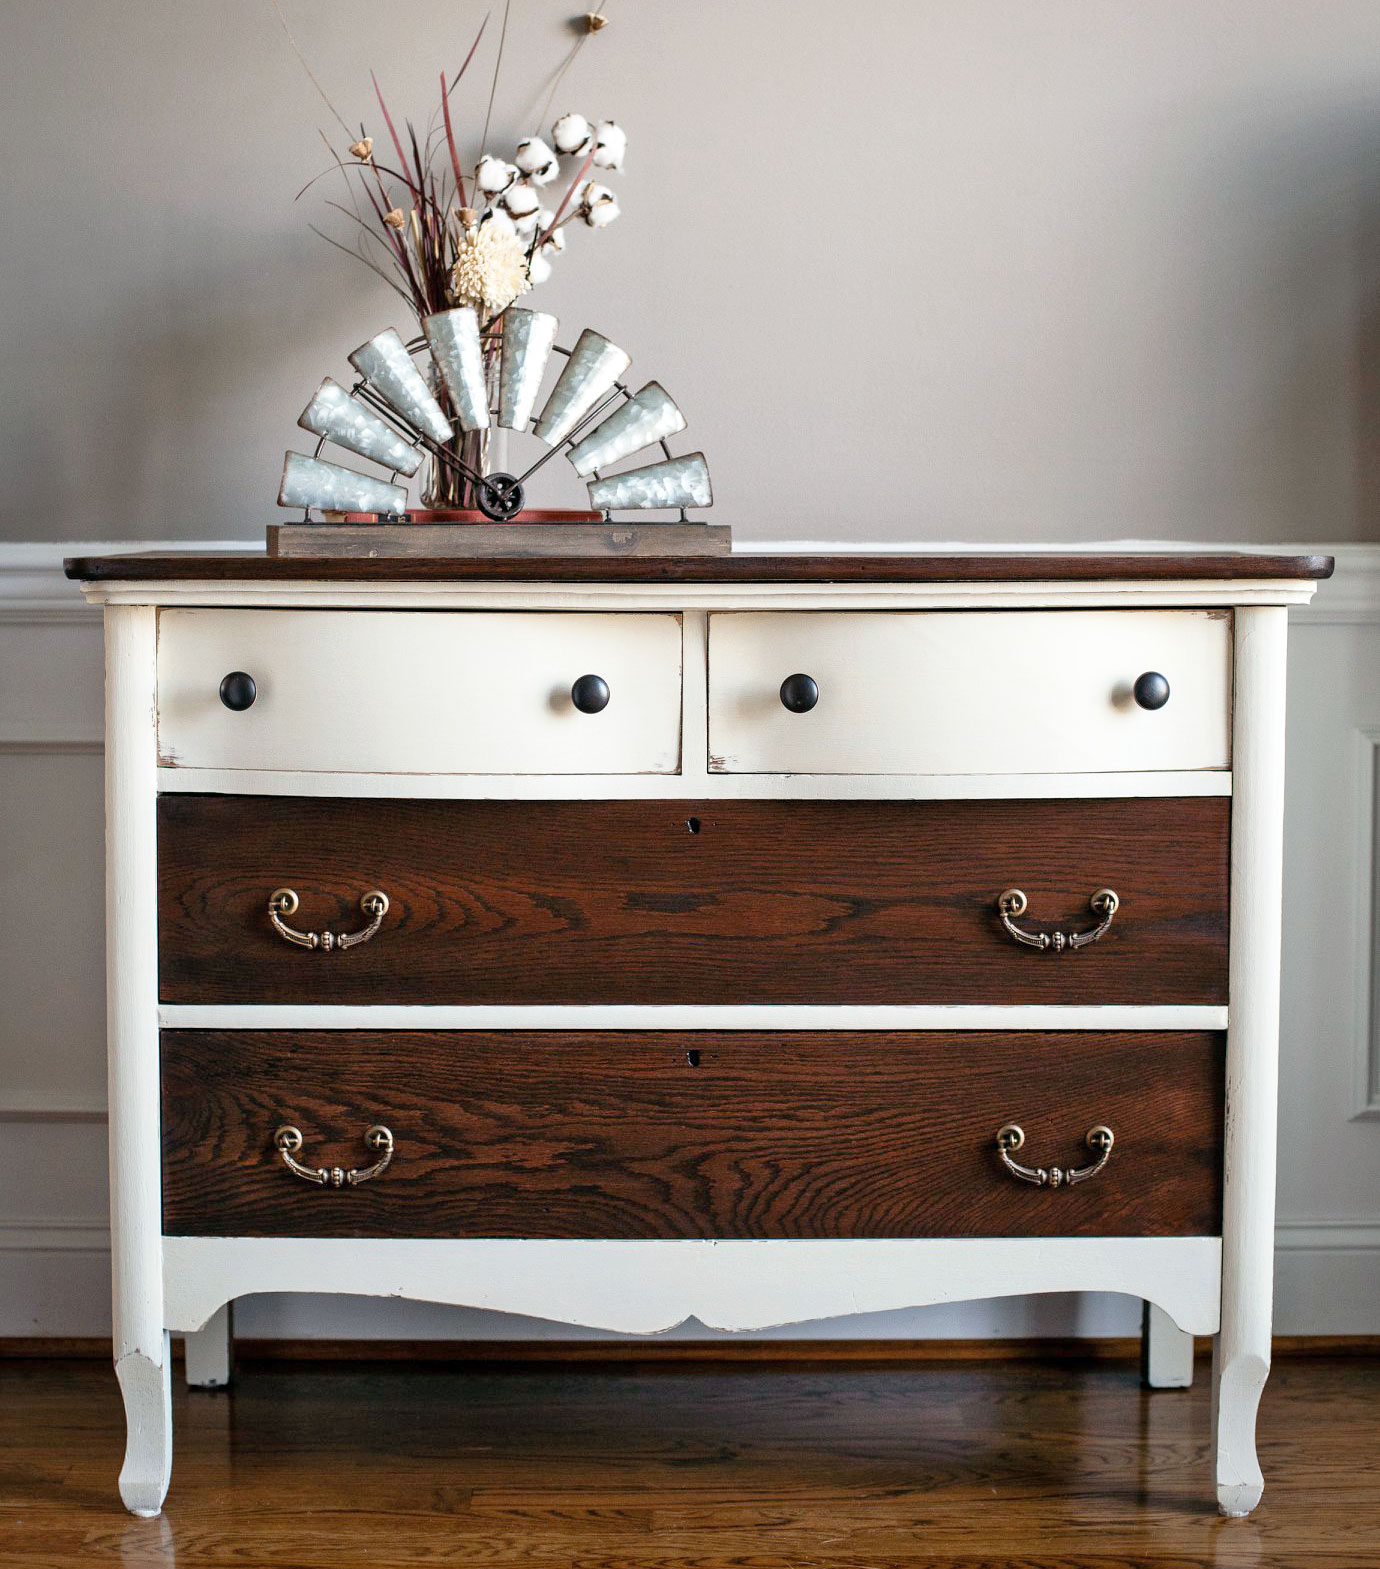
xmin=160 ymin=1030 xmax=1224 ymax=1239
xmin=708 ymin=610 xmax=1231 ymax=774
xmin=156 ymin=609 xmax=682 ymax=774
xmin=157 ymin=796 xmax=1229 ymax=1005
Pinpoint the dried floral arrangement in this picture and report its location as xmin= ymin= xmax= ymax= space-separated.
xmin=279 ymin=4 xmax=630 ymax=509
xmin=273 ymin=4 xmax=714 ymax=530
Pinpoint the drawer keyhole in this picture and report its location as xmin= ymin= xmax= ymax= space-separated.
xmin=686 ymin=1049 xmax=701 ymax=1068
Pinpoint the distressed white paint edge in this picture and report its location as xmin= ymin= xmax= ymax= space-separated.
xmin=1213 ymin=605 xmax=1289 ymax=1517
xmin=153 ymin=767 xmax=1233 ymax=799
xmin=156 ymin=1003 xmax=1230 ymax=1032
xmin=104 ymin=605 xmax=171 ymax=1515
xmin=681 ymin=607 xmax=710 ymax=782
xmin=1352 ymin=726 xmax=1380 ymax=1120
xmin=161 ymin=1236 xmax=1223 ymax=1339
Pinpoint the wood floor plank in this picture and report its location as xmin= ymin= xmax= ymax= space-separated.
xmin=0 ymin=1355 xmax=1374 ymax=1566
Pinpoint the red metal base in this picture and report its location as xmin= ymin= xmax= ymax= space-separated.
xmin=338 ymin=508 xmax=603 ymax=525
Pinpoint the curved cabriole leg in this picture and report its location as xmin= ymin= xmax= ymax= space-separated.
xmin=116 ymin=1335 xmax=172 ymax=1517
xmin=1212 ymin=1335 xmax=1268 ymax=1517
xmin=1213 ymin=606 xmax=1289 ymax=1517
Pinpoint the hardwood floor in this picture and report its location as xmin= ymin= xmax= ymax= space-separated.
xmin=2 ymin=1351 xmax=1376 ymax=1567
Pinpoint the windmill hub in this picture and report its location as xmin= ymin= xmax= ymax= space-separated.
xmin=474 ymin=472 xmax=525 ymax=521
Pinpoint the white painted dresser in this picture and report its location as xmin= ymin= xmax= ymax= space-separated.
xmin=66 ymin=547 xmax=1331 ymax=1518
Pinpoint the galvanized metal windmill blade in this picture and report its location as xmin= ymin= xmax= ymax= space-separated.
xmin=278 ymin=313 xmax=714 ymax=523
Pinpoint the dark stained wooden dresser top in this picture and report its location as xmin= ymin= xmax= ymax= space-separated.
xmin=64 ymin=549 xmax=1335 ymax=584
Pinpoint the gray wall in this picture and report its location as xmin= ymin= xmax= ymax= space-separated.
xmin=4 ymin=0 xmax=1380 ymax=545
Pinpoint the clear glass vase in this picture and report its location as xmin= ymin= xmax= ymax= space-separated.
xmin=421 ymin=321 xmax=504 ymax=513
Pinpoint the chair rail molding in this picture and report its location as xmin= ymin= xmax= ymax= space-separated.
xmin=0 ymin=542 xmax=256 ymax=625
xmin=2 ymin=538 xmax=1378 ymax=1342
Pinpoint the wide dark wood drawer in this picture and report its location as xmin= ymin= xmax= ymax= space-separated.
xmin=161 ymin=1030 xmax=1224 ymax=1238
xmin=157 ymin=796 xmax=1229 ymax=1005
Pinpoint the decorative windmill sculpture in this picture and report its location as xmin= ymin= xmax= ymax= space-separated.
xmin=278 ymin=307 xmax=713 ymax=523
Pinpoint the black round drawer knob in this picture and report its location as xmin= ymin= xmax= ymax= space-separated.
xmin=571 ymin=673 xmax=610 ymax=714
xmin=779 ymin=673 xmax=819 ymax=713
xmin=1133 ymin=671 xmax=1171 ymax=711
xmin=218 ymin=671 xmax=257 ymax=711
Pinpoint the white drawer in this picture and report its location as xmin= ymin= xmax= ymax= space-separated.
xmin=707 ymin=610 xmax=1231 ymax=775
xmin=157 ymin=610 xmax=683 ymax=774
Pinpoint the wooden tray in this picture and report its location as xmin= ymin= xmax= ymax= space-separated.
xmin=267 ymin=520 xmax=733 ymax=558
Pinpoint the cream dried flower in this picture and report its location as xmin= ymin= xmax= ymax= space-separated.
xmin=449 ymin=217 xmax=531 ymax=314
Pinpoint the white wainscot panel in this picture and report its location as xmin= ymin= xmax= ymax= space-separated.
xmin=1278 ymin=616 xmax=1380 ymax=1246
xmin=0 ymin=619 xmax=103 ymax=747
xmin=0 ymin=750 xmax=107 ymax=1116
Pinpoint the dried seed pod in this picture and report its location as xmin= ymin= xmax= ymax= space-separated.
xmin=551 ymin=112 xmax=593 ymax=156
xmin=383 ymin=207 xmax=406 ymax=229
xmin=348 ymin=136 xmax=374 ymax=162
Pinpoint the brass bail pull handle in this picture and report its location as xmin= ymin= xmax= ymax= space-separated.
xmin=274 ymin=1125 xmax=394 ymax=1188
xmin=268 ymin=888 xmax=390 ymax=952
xmin=995 ymin=1123 xmax=1114 ymax=1189
xmin=996 ymin=887 xmax=1119 ymax=953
